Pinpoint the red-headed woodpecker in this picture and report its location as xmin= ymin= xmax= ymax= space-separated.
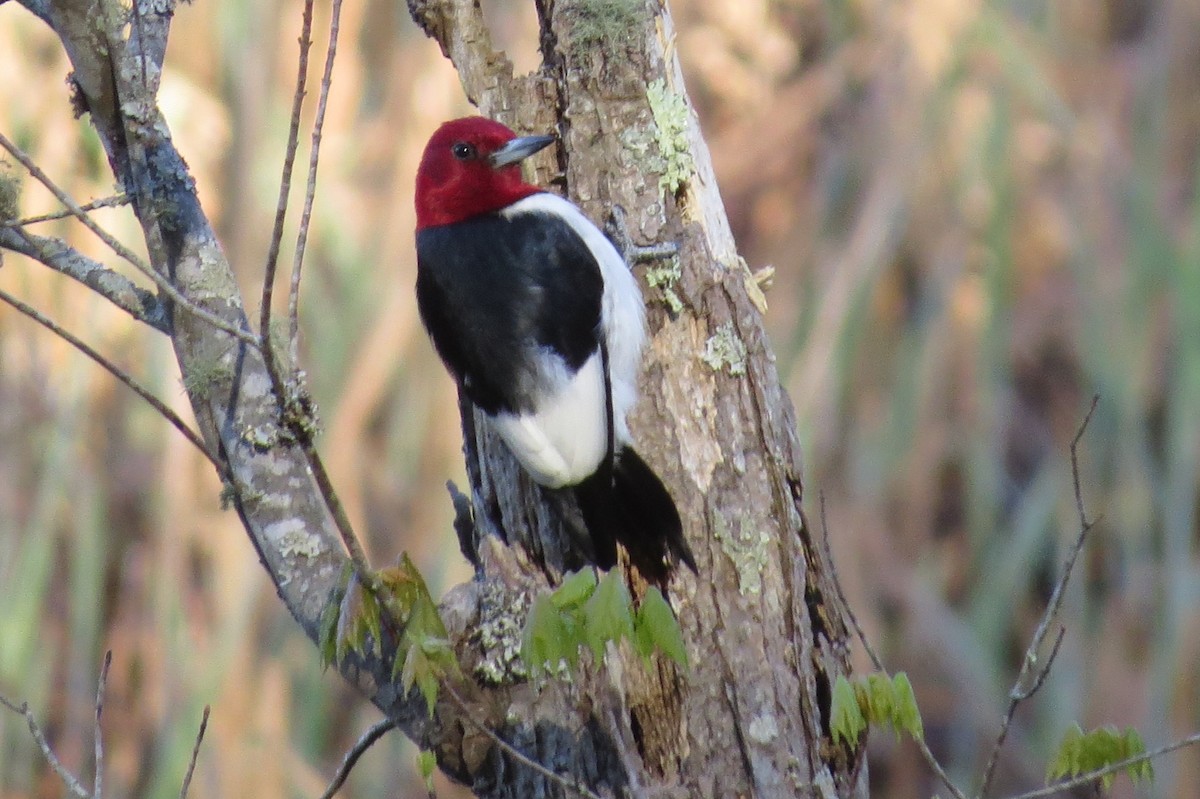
xmin=414 ymin=117 xmax=695 ymax=582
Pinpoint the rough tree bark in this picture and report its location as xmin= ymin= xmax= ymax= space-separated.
xmin=2 ymin=0 xmax=862 ymax=796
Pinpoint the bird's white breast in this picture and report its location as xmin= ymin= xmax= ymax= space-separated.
xmin=494 ymin=193 xmax=647 ymax=486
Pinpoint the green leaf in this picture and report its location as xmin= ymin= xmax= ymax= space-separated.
xmin=318 ymin=589 xmax=341 ymax=668
xmin=418 ymin=749 xmax=437 ymax=791
xmin=830 ymin=675 xmax=867 ymax=747
xmin=552 ymin=569 xmax=598 ymax=610
xmin=1047 ymin=723 xmax=1084 ymax=782
xmin=338 ymin=576 xmax=370 ymax=663
xmin=890 ymin=672 xmax=924 ymax=739
xmin=633 ymin=587 xmax=688 ymax=667
xmin=1046 ymin=723 xmax=1153 ymax=789
xmin=1123 ymin=728 xmax=1153 ymax=783
xmin=360 ymin=588 xmax=382 ymax=658
xmin=864 ymin=673 xmax=893 ymax=726
xmin=400 ymin=640 xmax=439 ymax=716
xmin=378 ymin=554 xmax=430 ymax=620
xmin=521 ymin=594 xmax=573 ymax=676
xmin=583 ymin=570 xmax=635 ymax=661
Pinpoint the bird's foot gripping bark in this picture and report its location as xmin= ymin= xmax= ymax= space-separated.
xmin=605 ymin=204 xmax=678 ymax=267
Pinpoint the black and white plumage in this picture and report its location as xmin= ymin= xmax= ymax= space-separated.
xmin=413 ymin=117 xmax=694 ymax=581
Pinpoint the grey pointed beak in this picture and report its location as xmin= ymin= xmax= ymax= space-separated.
xmin=489 ymin=134 xmax=556 ymax=169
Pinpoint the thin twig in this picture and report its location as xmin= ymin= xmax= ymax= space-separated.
xmin=261 ymin=0 xmax=315 ymax=362
xmin=819 ymin=492 xmax=883 ymax=671
xmin=300 ymin=437 xmax=374 ymax=577
xmin=0 ymin=130 xmax=260 ymax=348
xmin=0 ymin=693 xmax=89 ymax=798
xmin=253 ymin=0 xmax=373 ymax=607
xmin=0 ymin=225 xmax=168 ymax=332
xmin=287 ymin=0 xmax=344 ymax=360
xmin=1069 ymin=395 xmax=1099 ymax=530
xmin=179 ymin=705 xmax=210 ymax=799
xmin=0 ymin=287 xmax=222 ymax=470
xmin=976 ymin=397 xmax=1100 ymax=799
xmin=318 ymin=717 xmax=396 ymax=799
xmin=1012 ymin=626 xmax=1065 ymax=702
xmin=93 ymin=650 xmax=112 ymax=799
xmin=818 ymin=493 xmax=969 ymax=799
xmin=442 ymin=682 xmax=604 ymax=799
xmin=0 ymin=194 xmax=130 ymax=227
xmin=1004 ymin=732 xmax=1200 ymax=799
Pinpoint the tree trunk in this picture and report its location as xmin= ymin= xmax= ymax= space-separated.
xmin=13 ymin=0 xmax=863 ymax=795
xmin=408 ymin=2 xmax=861 ymax=796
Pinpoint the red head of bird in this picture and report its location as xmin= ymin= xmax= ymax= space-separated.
xmin=414 ymin=117 xmax=556 ymax=230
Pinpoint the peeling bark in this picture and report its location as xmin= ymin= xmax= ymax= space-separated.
xmin=11 ymin=0 xmax=864 ymax=795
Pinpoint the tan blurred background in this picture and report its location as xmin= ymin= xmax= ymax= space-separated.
xmin=2 ymin=0 xmax=1198 ymax=796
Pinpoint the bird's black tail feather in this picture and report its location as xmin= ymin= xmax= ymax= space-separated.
xmin=573 ymin=446 xmax=696 ymax=584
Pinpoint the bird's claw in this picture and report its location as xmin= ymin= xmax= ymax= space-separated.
xmin=606 ymin=204 xmax=679 ymax=267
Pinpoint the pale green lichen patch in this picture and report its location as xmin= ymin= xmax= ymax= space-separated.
xmin=187 ymin=252 xmax=239 ymax=301
xmin=0 ymin=167 xmax=19 ymax=221
xmin=272 ymin=519 xmax=323 ymax=559
xmin=474 ymin=581 xmax=531 ymax=684
xmin=646 ymin=79 xmax=695 ymax=195
xmin=701 ymin=322 xmax=747 ymax=376
xmin=181 ymin=351 xmax=235 ymax=397
xmin=644 ymin=255 xmax=684 ymax=314
xmin=714 ymin=513 xmax=769 ymax=596
xmin=570 ymin=0 xmax=645 ymax=55
xmin=240 ymin=423 xmax=279 ymax=453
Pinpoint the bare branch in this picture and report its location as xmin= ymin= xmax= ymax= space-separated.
xmin=251 ymin=0 xmax=374 ymax=595
xmin=0 ymin=130 xmax=261 ymax=349
xmin=288 ymin=0 xmax=344 ymax=360
xmin=1070 ymin=395 xmax=1099 ymax=530
xmin=976 ymin=399 xmax=1101 ymax=799
xmin=299 ymin=433 xmax=375 ymax=579
xmin=819 ymin=492 xmax=883 ymax=672
xmin=1005 ymin=732 xmax=1200 ymax=799
xmin=0 ymin=693 xmax=89 ymax=799
xmin=179 ymin=706 xmax=210 ymax=799
xmin=93 ymin=650 xmax=111 ymax=799
xmin=0 ymin=226 xmax=168 ymax=331
xmin=0 ymin=287 xmax=222 ymax=470
xmin=261 ymin=0 xmax=314 ymax=357
xmin=0 ymin=193 xmax=130 ymax=227
xmin=818 ymin=493 xmax=968 ymax=799
xmin=318 ymin=717 xmax=397 ymax=799
xmin=126 ymin=0 xmax=172 ymax=90
xmin=1011 ymin=626 xmax=1065 ymax=702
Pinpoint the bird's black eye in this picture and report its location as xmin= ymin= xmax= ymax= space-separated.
xmin=451 ymin=142 xmax=476 ymax=161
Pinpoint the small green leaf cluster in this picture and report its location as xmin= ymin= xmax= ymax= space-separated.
xmin=830 ymin=672 xmax=923 ymax=747
xmin=319 ymin=556 xmax=458 ymax=716
xmin=1046 ymin=724 xmax=1153 ymax=789
xmin=520 ymin=569 xmax=687 ymax=678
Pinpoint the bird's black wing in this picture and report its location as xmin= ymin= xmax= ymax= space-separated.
xmin=416 ymin=208 xmax=605 ymax=416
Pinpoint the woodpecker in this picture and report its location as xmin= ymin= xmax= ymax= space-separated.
xmin=413 ymin=117 xmax=695 ymax=583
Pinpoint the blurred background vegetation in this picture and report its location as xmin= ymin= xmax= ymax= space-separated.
xmin=1 ymin=0 xmax=1198 ymax=796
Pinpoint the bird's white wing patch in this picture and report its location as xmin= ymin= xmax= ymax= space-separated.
xmin=501 ymin=193 xmax=647 ymax=447
xmin=492 ymin=351 xmax=608 ymax=488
